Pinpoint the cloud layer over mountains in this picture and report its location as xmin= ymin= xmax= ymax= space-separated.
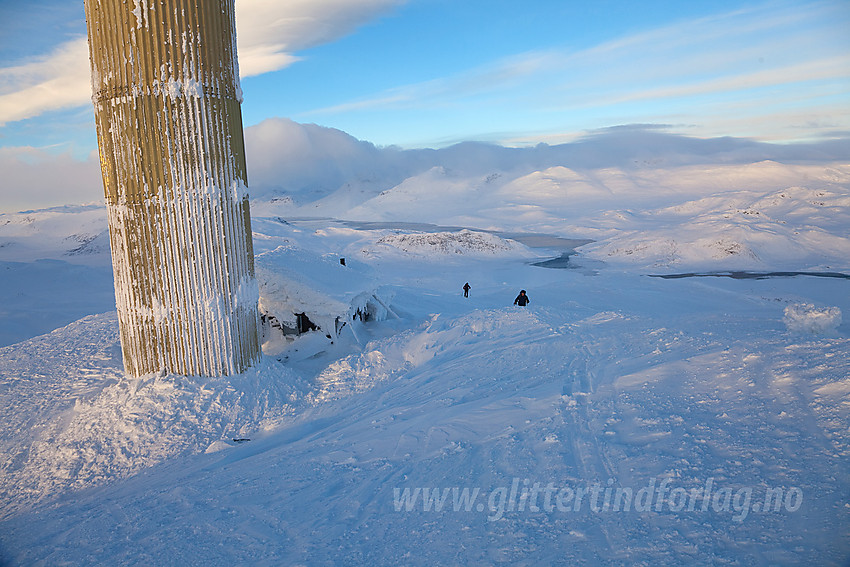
xmin=3 ymin=118 xmax=848 ymax=215
xmin=244 ymin=118 xmax=850 ymax=203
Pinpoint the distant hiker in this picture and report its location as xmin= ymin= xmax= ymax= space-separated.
xmin=463 ymin=282 xmax=471 ymax=298
xmin=514 ymin=290 xmax=530 ymax=306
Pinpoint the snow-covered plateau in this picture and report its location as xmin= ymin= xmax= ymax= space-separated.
xmin=1 ymin=130 xmax=849 ymax=565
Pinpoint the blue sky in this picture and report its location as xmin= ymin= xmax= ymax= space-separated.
xmin=0 ymin=0 xmax=848 ymax=167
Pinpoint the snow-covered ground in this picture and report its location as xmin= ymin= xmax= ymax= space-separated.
xmin=1 ymin=137 xmax=849 ymax=564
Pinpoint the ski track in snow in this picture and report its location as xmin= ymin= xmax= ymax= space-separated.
xmin=1 ymin=262 xmax=848 ymax=564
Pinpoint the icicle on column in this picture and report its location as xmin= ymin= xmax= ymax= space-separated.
xmin=84 ymin=0 xmax=260 ymax=377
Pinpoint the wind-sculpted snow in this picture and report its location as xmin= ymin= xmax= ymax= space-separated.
xmin=0 ymin=313 xmax=307 ymax=519
xmin=255 ymin=242 xmax=368 ymax=331
xmin=254 ymin=240 xmax=398 ymax=355
xmin=784 ymin=303 xmax=843 ymax=334
xmin=1 ymin=268 xmax=848 ymax=564
xmin=311 ymin=308 xmax=552 ymax=404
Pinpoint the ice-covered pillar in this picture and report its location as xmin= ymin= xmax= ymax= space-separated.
xmin=84 ymin=0 xmax=261 ymax=377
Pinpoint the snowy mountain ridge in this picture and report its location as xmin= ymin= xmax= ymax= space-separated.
xmin=243 ymin=119 xmax=850 ymax=207
xmin=4 ymin=157 xmax=847 ymax=274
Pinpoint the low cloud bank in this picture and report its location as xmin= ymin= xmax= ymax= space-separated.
xmin=2 ymin=119 xmax=848 ymax=213
xmin=243 ymin=118 xmax=850 ymax=202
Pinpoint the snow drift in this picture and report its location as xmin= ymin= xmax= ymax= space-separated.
xmin=784 ymin=303 xmax=842 ymax=334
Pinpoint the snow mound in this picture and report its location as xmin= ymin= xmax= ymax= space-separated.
xmin=0 ymin=312 xmax=308 ymax=516
xmin=783 ymin=303 xmax=842 ymax=334
xmin=29 ymin=362 xmax=301 ymax=488
xmin=256 ymin=243 xmax=360 ymax=330
xmin=312 ymin=307 xmax=551 ymax=404
xmin=255 ymin=242 xmax=395 ymax=350
xmin=374 ymin=229 xmax=530 ymax=257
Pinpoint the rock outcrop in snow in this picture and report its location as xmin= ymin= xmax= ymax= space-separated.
xmin=374 ymin=229 xmax=532 ymax=257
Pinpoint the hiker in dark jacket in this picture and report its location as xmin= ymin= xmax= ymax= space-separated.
xmin=514 ymin=290 xmax=529 ymax=306
xmin=463 ymin=282 xmax=471 ymax=297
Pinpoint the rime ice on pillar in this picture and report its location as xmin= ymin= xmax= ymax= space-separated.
xmin=84 ymin=0 xmax=261 ymax=377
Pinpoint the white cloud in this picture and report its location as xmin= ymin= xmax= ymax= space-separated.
xmin=0 ymin=0 xmax=404 ymax=124
xmin=558 ymin=55 xmax=850 ymax=110
xmin=0 ymin=38 xmax=91 ymax=126
xmin=0 ymin=146 xmax=102 ymax=213
xmin=341 ymin=2 xmax=847 ymax=109
xmin=235 ymin=0 xmax=404 ymax=77
xmin=310 ymin=50 xmax=561 ymax=116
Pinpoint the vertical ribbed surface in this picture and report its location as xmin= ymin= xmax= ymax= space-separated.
xmin=84 ymin=0 xmax=260 ymax=377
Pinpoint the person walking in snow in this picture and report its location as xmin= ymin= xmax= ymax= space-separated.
xmin=463 ymin=282 xmax=471 ymax=298
xmin=514 ymin=290 xmax=529 ymax=306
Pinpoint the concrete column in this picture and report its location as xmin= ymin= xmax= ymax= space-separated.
xmin=84 ymin=0 xmax=260 ymax=377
